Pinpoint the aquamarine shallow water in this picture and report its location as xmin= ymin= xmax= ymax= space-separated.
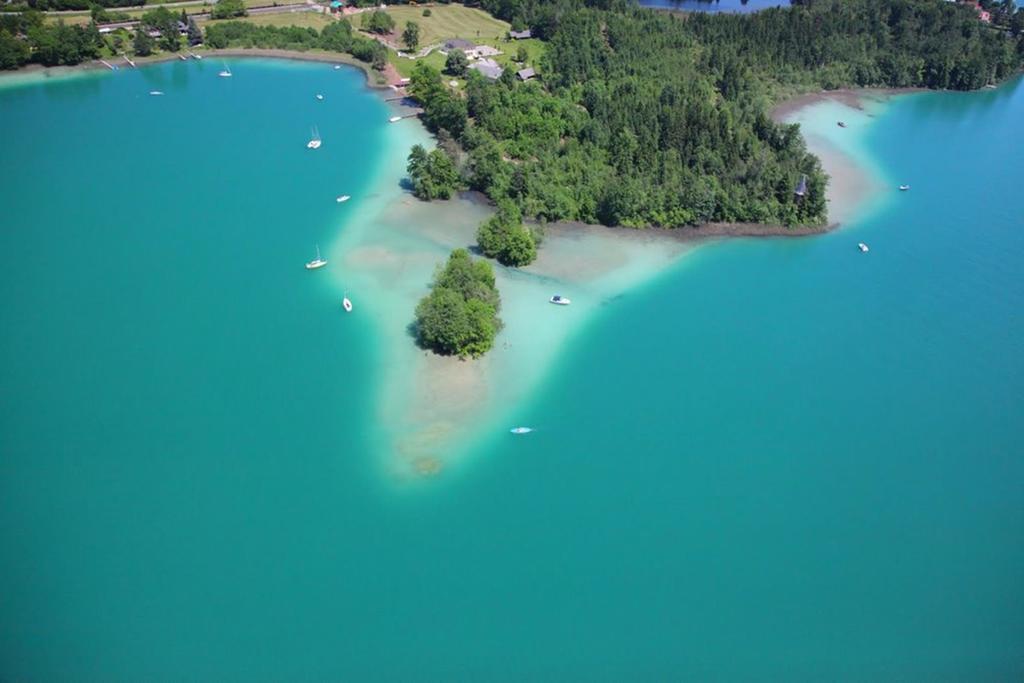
xmin=1 ymin=62 xmax=1022 ymax=680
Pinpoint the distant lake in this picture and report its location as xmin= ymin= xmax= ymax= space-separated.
xmin=639 ymin=0 xmax=791 ymax=12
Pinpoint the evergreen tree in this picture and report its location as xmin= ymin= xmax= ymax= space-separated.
xmin=402 ymin=21 xmax=419 ymax=51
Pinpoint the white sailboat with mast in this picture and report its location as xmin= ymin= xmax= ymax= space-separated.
xmin=305 ymin=244 xmax=327 ymax=270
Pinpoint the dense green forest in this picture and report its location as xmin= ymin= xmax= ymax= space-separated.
xmin=402 ymin=0 xmax=1022 ymax=228
xmin=415 ymin=249 xmax=502 ymax=358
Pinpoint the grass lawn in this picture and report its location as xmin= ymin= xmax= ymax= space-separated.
xmin=211 ymin=11 xmax=335 ymax=30
xmin=364 ymin=4 xmax=510 ymax=48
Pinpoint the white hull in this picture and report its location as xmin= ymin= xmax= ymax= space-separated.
xmin=549 ymin=296 xmax=571 ymax=305
xmin=342 ymin=297 xmax=353 ymax=312
xmin=389 ymin=116 xmax=402 ymax=123
xmin=316 ymin=94 xmax=324 ymax=101
xmin=858 ymin=243 xmax=869 ymax=253
xmin=510 ymin=427 xmax=533 ymax=434
xmin=218 ymin=71 xmax=231 ymax=78
xmin=307 ymin=140 xmax=322 ymax=149
xmin=306 ymin=260 xmax=327 ymax=269
xmin=336 ymin=195 xmax=350 ymax=203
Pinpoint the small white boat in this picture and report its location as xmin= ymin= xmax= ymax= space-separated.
xmin=342 ymin=295 xmax=353 ymax=312
xmin=510 ymin=427 xmax=533 ymax=434
xmin=858 ymin=243 xmax=870 ymax=253
xmin=193 ymin=53 xmax=203 ymax=60
xmin=218 ymin=64 xmax=232 ymax=78
xmin=899 ymin=184 xmax=910 ymax=191
xmin=336 ymin=195 xmax=351 ymax=203
xmin=334 ymin=65 xmax=341 ymax=70
xmin=305 ymin=244 xmax=327 ymax=270
xmin=389 ymin=115 xmax=403 ymax=123
xmin=149 ymin=90 xmax=164 ymax=96
xmin=316 ymin=93 xmax=324 ymax=101
xmin=307 ymin=125 xmax=322 ymax=150
xmin=549 ymin=295 xmax=571 ymax=305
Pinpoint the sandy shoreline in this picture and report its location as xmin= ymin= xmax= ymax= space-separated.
xmin=0 ymin=48 xmax=394 ymax=89
xmin=769 ymin=87 xmax=922 ymax=121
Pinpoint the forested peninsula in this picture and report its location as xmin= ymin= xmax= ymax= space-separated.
xmin=408 ymin=0 xmax=1022 ymax=229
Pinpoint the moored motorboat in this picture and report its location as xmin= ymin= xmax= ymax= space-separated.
xmin=336 ymin=195 xmax=351 ymax=203
xmin=149 ymin=90 xmax=164 ymax=96
xmin=342 ymin=295 xmax=353 ymax=312
xmin=218 ymin=64 xmax=232 ymax=78
xmin=316 ymin=93 xmax=324 ymax=101
xmin=307 ymin=125 xmax=322 ymax=149
xmin=389 ymin=115 xmax=402 ymax=123
xmin=899 ymin=184 xmax=910 ymax=191
xmin=510 ymin=427 xmax=533 ymax=434
xmin=549 ymin=295 xmax=571 ymax=305
xmin=858 ymin=242 xmax=869 ymax=253
xmin=837 ymin=121 xmax=847 ymax=128
xmin=306 ymin=244 xmax=327 ymax=269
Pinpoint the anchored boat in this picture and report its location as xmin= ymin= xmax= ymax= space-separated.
xmin=549 ymin=295 xmax=571 ymax=305
xmin=307 ymin=126 xmax=322 ymax=150
xmin=305 ymin=244 xmax=327 ymax=270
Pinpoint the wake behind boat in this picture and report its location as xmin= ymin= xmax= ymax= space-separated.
xmin=306 ymin=244 xmax=327 ymax=270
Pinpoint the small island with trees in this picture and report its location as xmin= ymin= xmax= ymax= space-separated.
xmin=414 ymin=249 xmax=502 ymax=358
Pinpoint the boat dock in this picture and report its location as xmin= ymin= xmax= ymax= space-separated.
xmin=121 ymin=53 xmax=136 ymax=68
xmin=99 ymin=59 xmax=116 ymax=71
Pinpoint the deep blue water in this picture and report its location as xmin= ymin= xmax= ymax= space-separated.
xmin=638 ymin=0 xmax=791 ymax=13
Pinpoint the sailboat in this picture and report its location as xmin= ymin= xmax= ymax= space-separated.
xmin=307 ymin=126 xmax=322 ymax=149
xmin=218 ymin=63 xmax=232 ymax=78
xmin=305 ymin=244 xmax=327 ymax=270
xmin=342 ymin=294 xmax=353 ymax=312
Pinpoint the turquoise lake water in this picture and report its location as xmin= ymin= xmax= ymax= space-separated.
xmin=2 ymin=61 xmax=1023 ymax=680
